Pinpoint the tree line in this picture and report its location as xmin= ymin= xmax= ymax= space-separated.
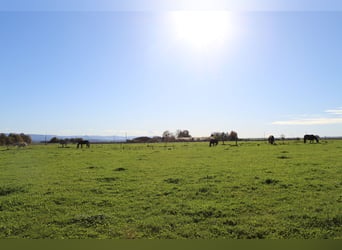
xmin=0 ymin=130 xmax=238 ymax=145
xmin=162 ymin=130 xmax=238 ymax=142
xmin=210 ymin=131 xmax=238 ymax=145
xmin=0 ymin=133 xmax=32 ymax=146
xmin=130 ymin=130 xmax=238 ymax=143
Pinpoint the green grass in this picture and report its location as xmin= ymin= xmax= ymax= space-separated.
xmin=0 ymin=140 xmax=341 ymax=239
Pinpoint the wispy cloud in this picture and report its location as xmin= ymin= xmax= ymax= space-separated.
xmin=272 ymin=118 xmax=342 ymax=125
xmin=272 ymin=107 xmax=342 ymax=125
xmin=325 ymin=107 xmax=342 ymax=115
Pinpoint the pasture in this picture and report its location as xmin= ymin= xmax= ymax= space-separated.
xmin=0 ymin=140 xmax=341 ymax=239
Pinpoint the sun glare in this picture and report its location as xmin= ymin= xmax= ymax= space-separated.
xmin=169 ymin=11 xmax=234 ymax=50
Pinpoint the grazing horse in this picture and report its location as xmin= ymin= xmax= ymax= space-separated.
xmin=209 ymin=139 xmax=218 ymax=147
xmin=77 ymin=140 xmax=90 ymax=148
xmin=304 ymin=134 xmax=319 ymax=143
xmin=268 ymin=135 xmax=275 ymax=145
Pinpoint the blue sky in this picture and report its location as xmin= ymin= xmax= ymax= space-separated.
xmin=1 ymin=1 xmax=342 ymax=138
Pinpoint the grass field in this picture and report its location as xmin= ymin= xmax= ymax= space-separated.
xmin=0 ymin=140 xmax=341 ymax=239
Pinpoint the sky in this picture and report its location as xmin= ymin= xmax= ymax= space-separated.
xmin=1 ymin=1 xmax=342 ymax=138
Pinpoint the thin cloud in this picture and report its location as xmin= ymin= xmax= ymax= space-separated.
xmin=273 ymin=107 xmax=342 ymax=125
xmin=325 ymin=108 xmax=342 ymax=115
xmin=272 ymin=118 xmax=342 ymax=125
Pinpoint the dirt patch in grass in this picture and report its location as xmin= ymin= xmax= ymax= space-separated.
xmin=114 ymin=167 xmax=127 ymax=171
xmin=87 ymin=166 xmax=101 ymax=169
xmin=197 ymin=187 xmax=210 ymax=194
xmin=164 ymin=178 xmax=181 ymax=184
xmin=97 ymin=177 xmax=118 ymax=182
xmin=199 ymin=175 xmax=216 ymax=181
xmin=263 ymin=178 xmax=280 ymax=185
xmin=278 ymin=156 xmax=290 ymax=159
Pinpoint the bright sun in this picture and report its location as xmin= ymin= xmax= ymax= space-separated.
xmin=169 ymin=11 xmax=234 ymax=50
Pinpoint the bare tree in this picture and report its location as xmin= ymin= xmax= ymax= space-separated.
xmin=176 ymin=130 xmax=191 ymax=138
xmin=228 ymin=131 xmax=238 ymax=146
xmin=280 ymin=134 xmax=285 ymax=144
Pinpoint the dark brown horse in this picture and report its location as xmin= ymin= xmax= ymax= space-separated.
xmin=209 ymin=139 xmax=218 ymax=147
xmin=77 ymin=140 xmax=90 ymax=148
xmin=304 ymin=134 xmax=319 ymax=143
xmin=268 ymin=135 xmax=275 ymax=145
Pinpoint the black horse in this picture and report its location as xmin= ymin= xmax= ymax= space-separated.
xmin=268 ymin=135 xmax=275 ymax=145
xmin=304 ymin=134 xmax=319 ymax=143
xmin=77 ymin=140 xmax=90 ymax=148
xmin=209 ymin=139 xmax=218 ymax=147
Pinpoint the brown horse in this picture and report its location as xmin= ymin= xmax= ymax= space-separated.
xmin=77 ymin=140 xmax=90 ymax=148
xmin=268 ymin=135 xmax=275 ymax=145
xmin=304 ymin=134 xmax=319 ymax=143
xmin=209 ymin=139 xmax=218 ymax=147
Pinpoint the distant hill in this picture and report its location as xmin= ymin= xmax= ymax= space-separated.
xmin=29 ymin=134 xmax=133 ymax=143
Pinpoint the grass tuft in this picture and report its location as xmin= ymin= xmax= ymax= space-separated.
xmin=164 ymin=178 xmax=181 ymax=184
xmin=0 ymin=186 xmax=26 ymax=196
